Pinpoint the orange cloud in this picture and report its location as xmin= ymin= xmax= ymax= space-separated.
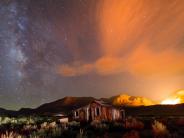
xmin=94 ymin=56 xmax=125 ymax=75
xmin=57 ymin=0 xmax=184 ymax=77
xmin=98 ymin=0 xmax=184 ymax=56
xmin=127 ymin=44 xmax=184 ymax=76
xmin=97 ymin=0 xmax=146 ymax=56
xmin=57 ymin=45 xmax=184 ymax=77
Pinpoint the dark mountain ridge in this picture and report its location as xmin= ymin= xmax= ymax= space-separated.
xmin=34 ymin=96 xmax=95 ymax=115
xmin=1 ymin=96 xmax=184 ymax=116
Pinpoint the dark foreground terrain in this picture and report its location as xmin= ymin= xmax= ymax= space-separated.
xmin=0 ymin=115 xmax=184 ymax=138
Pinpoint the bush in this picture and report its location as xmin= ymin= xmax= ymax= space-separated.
xmin=152 ymin=120 xmax=169 ymax=138
xmin=90 ymin=120 xmax=108 ymax=130
xmin=122 ymin=130 xmax=140 ymax=138
xmin=125 ymin=117 xmax=144 ymax=130
xmin=1 ymin=131 xmax=22 ymax=138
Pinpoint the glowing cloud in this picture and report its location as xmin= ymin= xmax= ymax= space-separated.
xmin=58 ymin=0 xmax=184 ymax=77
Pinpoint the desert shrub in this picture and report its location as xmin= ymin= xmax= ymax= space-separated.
xmin=48 ymin=121 xmax=57 ymax=129
xmin=90 ymin=120 xmax=100 ymax=127
xmin=40 ymin=122 xmax=48 ymax=129
xmin=23 ymin=124 xmax=37 ymax=131
xmin=1 ymin=131 xmax=22 ymax=138
xmin=68 ymin=121 xmax=80 ymax=130
xmin=122 ymin=130 xmax=140 ymax=138
xmin=125 ymin=117 xmax=144 ymax=130
xmin=68 ymin=121 xmax=80 ymax=127
xmin=1 ymin=117 xmax=11 ymax=124
xmin=152 ymin=120 xmax=169 ymax=138
xmin=90 ymin=120 xmax=109 ymax=136
xmin=90 ymin=120 xmax=108 ymax=130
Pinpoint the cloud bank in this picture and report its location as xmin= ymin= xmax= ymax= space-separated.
xmin=58 ymin=0 xmax=184 ymax=77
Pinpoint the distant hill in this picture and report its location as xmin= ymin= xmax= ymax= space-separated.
xmin=18 ymin=108 xmax=35 ymax=115
xmin=0 ymin=97 xmax=96 ymax=116
xmin=0 ymin=108 xmax=18 ymax=116
xmin=33 ymin=96 xmax=95 ymax=115
xmin=27 ymin=95 xmax=157 ymax=115
xmin=0 ymin=95 xmax=184 ymax=116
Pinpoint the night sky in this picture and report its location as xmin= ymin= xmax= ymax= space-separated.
xmin=0 ymin=0 xmax=184 ymax=110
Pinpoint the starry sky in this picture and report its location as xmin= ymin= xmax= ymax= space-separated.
xmin=0 ymin=0 xmax=184 ymax=110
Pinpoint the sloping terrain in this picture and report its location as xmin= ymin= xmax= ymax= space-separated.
xmin=0 ymin=95 xmax=184 ymax=116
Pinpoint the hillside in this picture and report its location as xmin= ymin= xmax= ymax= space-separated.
xmin=18 ymin=95 xmax=184 ymax=116
xmin=0 ymin=108 xmax=18 ymax=116
xmin=0 ymin=95 xmax=184 ymax=116
xmin=33 ymin=96 xmax=95 ymax=115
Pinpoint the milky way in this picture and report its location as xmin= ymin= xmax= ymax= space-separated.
xmin=0 ymin=0 xmax=184 ymax=109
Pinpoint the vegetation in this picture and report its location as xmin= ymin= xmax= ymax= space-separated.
xmin=0 ymin=116 xmax=184 ymax=138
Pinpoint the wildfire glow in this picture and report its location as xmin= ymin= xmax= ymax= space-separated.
xmin=161 ymin=98 xmax=181 ymax=105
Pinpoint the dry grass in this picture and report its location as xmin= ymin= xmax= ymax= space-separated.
xmin=125 ymin=117 xmax=144 ymax=129
xmin=152 ymin=120 xmax=169 ymax=138
xmin=1 ymin=131 xmax=22 ymax=138
xmin=122 ymin=130 xmax=140 ymax=138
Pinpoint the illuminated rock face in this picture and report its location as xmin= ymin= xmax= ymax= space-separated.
xmin=112 ymin=94 xmax=155 ymax=106
xmin=161 ymin=90 xmax=184 ymax=105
